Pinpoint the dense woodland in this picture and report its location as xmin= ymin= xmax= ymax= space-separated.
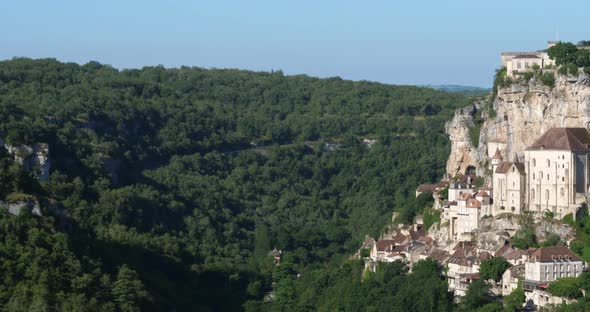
xmin=0 ymin=58 xmax=474 ymax=311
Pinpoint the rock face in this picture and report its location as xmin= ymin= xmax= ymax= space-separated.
xmin=3 ymin=143 xmax=51 ymax=181
xmin=446 ymin=72 xmax=590 ymax=179
xmin=445 ymin=103 xmax=480 ymax=177
xmin=486 ymin=73 xmax=590 ymax=162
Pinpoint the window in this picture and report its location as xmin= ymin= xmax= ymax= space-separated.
xmin=531 ymin=189 xmax=535 ymax=199
xmin=547 ymin=174 xmax=550 ymax=180
xmin=533 ymin=158 xmax=536 ymax=167
xmin=561 ymin=188 xmax=564 ymax=197
xmin=540 ymin=171 xmax=543 ymax=179
xmin=533 ymin=173 xmax=536 ymax=179
xmin=547 ymin=159 xmax=550 ymax=167
xmin=562 ymin=177 xmax=565 ymax=182
xmin=546 ymin=189 xmax=550 ymax=200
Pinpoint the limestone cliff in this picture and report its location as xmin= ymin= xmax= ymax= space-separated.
xmin=486 ymin=73 xmax=590 ymax=162
xmin=445 ymin=103 xmax=480 ymax=177
xmin=446 ymin=71 xmax=590 ymax=179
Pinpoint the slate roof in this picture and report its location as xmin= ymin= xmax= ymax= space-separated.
xmin=529 ymin=246 xmax=582 ymax=263
xmin=527 ymin=128 xmax=590 ymax=151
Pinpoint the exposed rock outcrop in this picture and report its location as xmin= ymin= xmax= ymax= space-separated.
xmin=446 ymin=71 xmax=590 ymax=180
xmin=486 ymin=73 xmax=590 ymax=162
xmin=445 ymin=104 xmax=480 ymax=177
xmin=4 ymin=142 xmax=51 ymax=181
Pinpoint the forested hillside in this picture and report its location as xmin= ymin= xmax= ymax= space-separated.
xmin=0 ymin=58 xmax=469 ymax=311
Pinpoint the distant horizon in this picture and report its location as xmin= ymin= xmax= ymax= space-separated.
xmin=0 ymin=55 xmax=494 ymax=89
xmin=1 ymin=1 xmax=589 ymax=88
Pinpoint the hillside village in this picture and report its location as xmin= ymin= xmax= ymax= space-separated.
xmin=358 ymin=41 xmax=590 ymax=310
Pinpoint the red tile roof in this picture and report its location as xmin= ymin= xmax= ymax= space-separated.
xmin=466 ymin=198 xmax=481 ymax=208
xmin=375 ymin=240 xmax=397 ymax=252
xmin=475 ymin=190 xmax=490 ymax=198
xmin=416 ymin=184 xmax=437 ymax=193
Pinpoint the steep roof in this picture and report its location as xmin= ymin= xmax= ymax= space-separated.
xmin=529 ymin=246 xmax=582 ymax=263
xmin=503 ymin=249 xmax=529 ymax=261
xmin=527 ymin=128 xmax=590 ymax=151
xmin=416 ymin=184 xmax=437 ymax=193
xmin=375 ymin=240 xmax=397 ymax=252
xmin=466 ymin=198 xmax=481 ymax=208
xmin=475 ymin=190 xmax=490 ymax=198
xmin=495 ymin=162 xmax=525 ymax=175
xmin=492 ymin=148 xmax=503 ymax=160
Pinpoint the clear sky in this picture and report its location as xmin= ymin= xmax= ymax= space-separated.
xmin=1 ymin=1 xmax=589 ymax=87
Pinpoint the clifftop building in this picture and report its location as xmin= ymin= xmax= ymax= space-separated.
xmin=501 ymin=41 xmax=556 ymax=77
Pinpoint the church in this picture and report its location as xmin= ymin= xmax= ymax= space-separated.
xmin=492 ymin=128 xmax=590 ymax=219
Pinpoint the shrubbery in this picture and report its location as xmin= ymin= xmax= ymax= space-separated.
xmin=540 ymin=72 xmax=556 ymax=87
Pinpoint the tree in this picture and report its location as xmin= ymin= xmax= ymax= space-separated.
xmin=548 ymin=42 xmax=579 ymax=65
xmin=547 ymin=277 xmax=583 ymax=299
xmin=479 ymin=257 xmax=511 ymax=282
xmin=503 ymin=283 xmax=525 ymax=311
xmin=459 ymin=279 xmax=496 ymax=312
xmin=112 ymin=265 xmax=149 ymax=312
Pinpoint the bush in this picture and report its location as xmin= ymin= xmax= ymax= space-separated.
xmin=540 ymin=72 xmax=555 ymax=88
xmin=479 ymin=257 xmax=511 ymax=282
xmin=521 ymin=71 xmax=534 ymax=82
xmin=469 ymin=124 xmax=481 ymax=147
xmin=547 ymin=277 xmax=583 ymax=299
xmin=585 ymin=67 xmax=590 ymax=74
xmin=559 ymin=63 xmax=579 ymax=76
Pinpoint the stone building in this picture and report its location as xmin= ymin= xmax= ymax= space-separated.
xmin=524 ymin=128 xmax=590 ymax=219
xmin=523 ymin=246 xmax=584 ymax=309
xmin=446 ymin=193 xmax=482 ymax=241
xmin=524 ymin=246 xmax=583 ymax=282
xmin=500 ymin=41 xmax=556 ymax=77
xmin=492 ymin=161 xmax=526 ymax=216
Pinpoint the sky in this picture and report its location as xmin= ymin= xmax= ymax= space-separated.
xmin=1 ymin=1 xmax=589 ymax=87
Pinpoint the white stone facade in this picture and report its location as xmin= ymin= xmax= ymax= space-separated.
xmin=492 ymin=162 xmax=526 ymax=216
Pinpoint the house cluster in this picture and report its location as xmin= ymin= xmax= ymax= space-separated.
xmin=381 ymin=127 xmax=590 ymax=308
xmin=431 ymin=128 xmax=590 ymax=241
xmin=360 ymin=227 xmax=584 ymax=308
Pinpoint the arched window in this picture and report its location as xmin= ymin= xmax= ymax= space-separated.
xmin=561 ymin=188 xmax=564 ymax=197
xmin=533 ymin=159 xmax=536 ymax=167
xmin=547 ymin=159 xmax=550 ymax=167
xmin=533 ymin=173 xmax=536 ymax=179
xmin=531 ymin=189 xmax=535 ymax=199
xmin=545 ymin=189 xmax=550 ymax=201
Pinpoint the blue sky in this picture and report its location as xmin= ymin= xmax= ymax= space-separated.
xmin=1 ymin=1 xmax=589 ymax=87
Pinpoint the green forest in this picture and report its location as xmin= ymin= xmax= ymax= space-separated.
xmin=0 ymin=58 xmax=471 ymax=311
